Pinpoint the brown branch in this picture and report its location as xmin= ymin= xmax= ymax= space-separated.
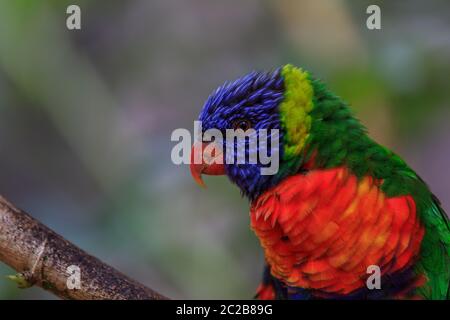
xmin=0 ymin=195 xmax=167 ymax=300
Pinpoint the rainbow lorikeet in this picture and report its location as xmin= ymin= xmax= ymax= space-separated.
xmin=190 ymin=64 xmax=450 ymax=299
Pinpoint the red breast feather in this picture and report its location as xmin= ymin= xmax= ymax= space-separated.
xmin=250 ymin=167 xmax=425 ymax=295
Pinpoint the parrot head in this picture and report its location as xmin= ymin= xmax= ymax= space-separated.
xmin=190 ymin=64 xmax=363 ymax=200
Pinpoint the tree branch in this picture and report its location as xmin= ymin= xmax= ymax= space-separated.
xmin=0 ymin=195 xmax=167 ymax=300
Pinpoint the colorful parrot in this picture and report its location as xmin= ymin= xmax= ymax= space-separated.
xmin=189 ymin=64 xmax=450 ymax=299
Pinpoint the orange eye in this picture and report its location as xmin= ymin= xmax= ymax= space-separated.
xmin=232 ymin=119 xmax=252 ymax=131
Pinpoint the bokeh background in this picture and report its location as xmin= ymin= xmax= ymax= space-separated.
xmin=0 ymin=0 xmax=449 ymax=299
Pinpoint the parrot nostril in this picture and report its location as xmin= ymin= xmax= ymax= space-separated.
xmin=280 ymin=235 xmax=290 ymax=242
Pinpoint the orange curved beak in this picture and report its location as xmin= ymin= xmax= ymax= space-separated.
xmin=190 ymin=141 xmax=226 ymax=187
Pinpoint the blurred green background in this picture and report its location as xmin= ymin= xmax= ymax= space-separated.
xmin=0 ymin=0 xmax=449 ymax=299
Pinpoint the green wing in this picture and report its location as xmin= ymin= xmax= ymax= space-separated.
xmin=414 ymin=185 xmax=450 ymax=299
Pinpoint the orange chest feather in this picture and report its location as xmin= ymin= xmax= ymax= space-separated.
xmin=250 ymin=167 xmax=424 ymax=295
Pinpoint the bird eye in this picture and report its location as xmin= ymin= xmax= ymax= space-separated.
xmin=232 ymin=119 xmax=252 ymax=131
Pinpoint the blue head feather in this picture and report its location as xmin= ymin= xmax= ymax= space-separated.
xmin=198 ymin=68 xmax=285 ymax=200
